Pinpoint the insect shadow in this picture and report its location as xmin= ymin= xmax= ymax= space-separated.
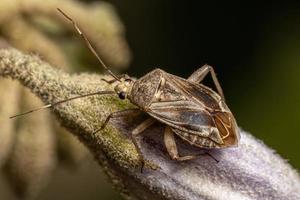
xmin=11 ymin=8 xmax=240 ymax=171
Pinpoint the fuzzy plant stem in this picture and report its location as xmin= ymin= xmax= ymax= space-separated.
xmin=0 ymin=49 xmax=299 ymax=200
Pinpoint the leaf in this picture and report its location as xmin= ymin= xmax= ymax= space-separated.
xmin=0 ymin=49 xmax=299 ymax=200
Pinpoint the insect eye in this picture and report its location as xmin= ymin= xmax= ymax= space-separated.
xmin=118 ymin=92 xmax=126 ymax=100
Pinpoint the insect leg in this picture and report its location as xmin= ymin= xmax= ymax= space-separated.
xmin=164 ymin=126 xmax=196 ymax=161
xmin=93 ymin=108 xmax=140 ymax=134
xmin=101 ymin=74 xmax=132 ymax=84
xmin=164 ymin=127 xmax=219 ymax=162
xmin=131 ymin=118 xmax=156 ymax=172
xmin=188 ymin=64 xmax=225 ymax=100
xmin=101 ymin=78 xmax=118 ymax=84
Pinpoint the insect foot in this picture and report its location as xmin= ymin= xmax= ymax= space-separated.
xmin=139 ymin=158 xmax=161 ymax=173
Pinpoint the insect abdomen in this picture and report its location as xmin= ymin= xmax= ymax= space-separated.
xmin=172 ymin=128 xmax=219 ymax=148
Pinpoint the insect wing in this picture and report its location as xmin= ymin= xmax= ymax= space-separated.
xmin=147 ymin=73 xmax=239 ymax=147
xmin=148 ymin=100 xmax=213 ymax=135
xmin=166 ymin=74 xmax=223 ymax=111
xmin=213 ymin=111 xmax=239 ymax=146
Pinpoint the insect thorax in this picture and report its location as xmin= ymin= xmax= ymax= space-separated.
xmin=129 ymin=69 xmax=164 ymax=108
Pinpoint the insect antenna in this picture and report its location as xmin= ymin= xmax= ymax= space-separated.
xmin=10 ymin=91 xmax=115 ymax=119
xmin=57 ymin=8 xmax=120 ymax=82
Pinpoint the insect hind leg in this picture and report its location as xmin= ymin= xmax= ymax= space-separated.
xmin=188 ymin=64 xmax=225 ymax=100
xmin=164 ymin=127 xmax=219 ymax=162
xmin=197 ymin=151 xmax=219 ymax=163
xmin=164 ymin=126 xmax=196 ymax=161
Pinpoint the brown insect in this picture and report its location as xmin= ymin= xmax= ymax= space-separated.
xmin=11 ymin=9 xmax=240 ymax=165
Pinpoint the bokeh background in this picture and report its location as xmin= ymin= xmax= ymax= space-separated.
xmin=1 ymin=1 xmax=299 ymax=199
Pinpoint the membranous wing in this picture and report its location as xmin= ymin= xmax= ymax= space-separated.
xmin=147 ymin=72 xmax=239 ymax=148
xmin=148 ymin=100 xmax=213 ymax=134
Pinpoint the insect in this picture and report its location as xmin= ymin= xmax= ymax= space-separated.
xmin=11 ymin=8 xmax=240 ymax=167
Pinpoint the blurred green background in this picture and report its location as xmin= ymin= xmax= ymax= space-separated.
xmin=1 ymin=1 xmax=299 ymax=199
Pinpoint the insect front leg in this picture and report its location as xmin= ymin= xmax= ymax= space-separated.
xmin=93 ymin=108 xmax=140 ymax=134
xmin=164 ymin=126 xmax=196 ymax=161
xmin=131 ymin=118 xmax=156 ymax=172
xmin=101 ymin=74 xmax=132 ymax=84
xmin=188 ymin=64 xmax=225 ymax=100
xmin=101 ymin=78 xmax=118 ymax=84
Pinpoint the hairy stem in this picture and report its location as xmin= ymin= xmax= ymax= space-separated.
xmin=0 ymin=49 xmax=299 ymax=200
